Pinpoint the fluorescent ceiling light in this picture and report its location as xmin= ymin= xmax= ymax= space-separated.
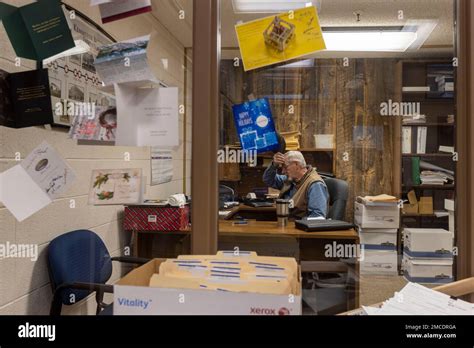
xmin=232 ymin=0 xmax=318 ymax=13
xmin=323 ymin=30 xmax=417 ymax=52
xmin=277 ymin=59 xmax=314 ymax=68
xmin=322 ymin=21 xmax=437 ymax=52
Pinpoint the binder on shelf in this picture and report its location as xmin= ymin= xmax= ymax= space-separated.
xmin=403 ymin=157 xmax=414 ymax=187
xmin=412 ymin=157 xmax=421 ymax=186
xmin=402 ymin=127 xmax=412 ymax=154
xmin=416 ymin=126 xmax=427 ymax=154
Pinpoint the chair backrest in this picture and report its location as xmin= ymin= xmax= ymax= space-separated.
xmin=47 ymin=230 xmax=112 ymax=305
xmin=322 ymin=177 xmax=349 ymax=220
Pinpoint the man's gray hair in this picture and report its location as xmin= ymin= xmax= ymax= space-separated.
xmin=285 ymin=151 xmax=307 ymax=168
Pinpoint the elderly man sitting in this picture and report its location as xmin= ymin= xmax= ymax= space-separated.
xmin=263 ymin=151 xmax=329 ymax=219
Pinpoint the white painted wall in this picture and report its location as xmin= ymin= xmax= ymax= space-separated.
xmin=0 ymin=0 xmax=192 ymax=315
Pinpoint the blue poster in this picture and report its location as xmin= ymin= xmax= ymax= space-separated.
xmin=232 ymin=98 xmax=279 ymax=153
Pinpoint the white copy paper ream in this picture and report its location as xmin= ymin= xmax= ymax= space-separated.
xmin=115 ymin=85 xmax=179 ymax=147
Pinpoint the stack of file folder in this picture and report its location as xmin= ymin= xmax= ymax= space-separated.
xmin=149 ymin=251 xmax=299 ymax=295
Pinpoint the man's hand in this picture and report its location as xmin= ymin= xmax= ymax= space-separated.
xmin=273 ymin=152 xmax=286 ymax=166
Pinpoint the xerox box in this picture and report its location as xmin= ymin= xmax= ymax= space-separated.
xmin=123 ymin=205 xmax=190 ymax=231
xmin=114 ymin=258 xmax=302 ymax=315
xmin=354 ymin=201 xmax=399 ymax=229
xmin=360 ymin=249 xmax=398 ymax=276
xmin=403 ymin=228 xmax=454 ymax=259
xmin=402 ymin=255 xmax=453 ymax=284
xmin=358 ymin=227 xmax=398 ymax=251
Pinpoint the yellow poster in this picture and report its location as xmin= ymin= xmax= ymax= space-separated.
xmin=235 ymin=6 xmax=326 ymax=71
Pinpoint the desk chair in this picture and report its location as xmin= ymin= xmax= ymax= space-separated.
xmin=47 ymin=229 xmax=149 ymax=315
xmin=322 ymin=177 xmax=349 ymax=221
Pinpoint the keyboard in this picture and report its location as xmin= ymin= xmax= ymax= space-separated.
xmin=295 ymin=219 xmax=355 ymax=232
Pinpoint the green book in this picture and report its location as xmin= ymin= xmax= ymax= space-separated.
xmin=412 ymin=156 xmax=421 ymax=185
xmin=0 ymin=0 xmax=74 ymax=61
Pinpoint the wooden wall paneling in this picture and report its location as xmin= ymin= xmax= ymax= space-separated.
xmin=363 ymin=59 xmax=396 ymax=197
xmin=393 ymin=61 xmax=403 ymax=198
xmin=300 ymin=60 xmax=337 ymax=149
xmin=335 ymin=59 xmax=357 ymax=220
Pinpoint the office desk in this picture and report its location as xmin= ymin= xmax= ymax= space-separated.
xmin=219 ymin=220 xmax=360 ymax=309
xmin=221 ymin=204 xmax=277 ymax=221
xmin=219 ymin=220 xmax=357 ymax=239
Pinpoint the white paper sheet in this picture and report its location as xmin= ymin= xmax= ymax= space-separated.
xmin=151 ymin=149 xmax=173 ymax=186
xmin=0 ymin=166 xmax=52 ymax=222
xmin=366 ymin=282 xmax=474 ymax=316
xmin=115 ymin=85 xmax=179 ymax=147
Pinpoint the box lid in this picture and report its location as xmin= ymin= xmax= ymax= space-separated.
xmin=404 ymin=228 xmax=453 ymax=236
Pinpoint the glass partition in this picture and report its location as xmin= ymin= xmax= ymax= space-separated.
xmin=218 ymin=0 xmax=456 ymax=315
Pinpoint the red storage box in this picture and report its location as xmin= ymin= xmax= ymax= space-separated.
xmin=123 ymin=205 xmax=190 ymax=231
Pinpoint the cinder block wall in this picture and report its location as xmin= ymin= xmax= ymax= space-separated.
xmin=0 ymin=0 xmax=192 ymax=315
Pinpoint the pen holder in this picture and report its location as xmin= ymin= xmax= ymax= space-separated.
xmin=276 ymin=199 xmax=290 ymax=227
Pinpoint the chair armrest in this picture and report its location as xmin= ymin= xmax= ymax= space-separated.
xmin=111 ymin=256 xmax=150 ymax=265
xmin=55 ymin=282 xmax=114 ymax=293
xmin=50 ymin=282 xmax=114 ymax=316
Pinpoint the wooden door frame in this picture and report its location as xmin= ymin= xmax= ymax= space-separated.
xmin=455 ymin=0 xmax=474 ymax=295
xmin=191 ymin=0 xmax=220 ymax=254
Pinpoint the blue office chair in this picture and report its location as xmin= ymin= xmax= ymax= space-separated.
xmin=321 ymin=177 xmax=349 ymax=220
xmin=47 ymin=229 xmax=149 ymax=315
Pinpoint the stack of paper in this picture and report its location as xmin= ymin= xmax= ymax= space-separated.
xmin=280 ymin=131 xmax=301 ymax=151
xmin=402 ymin=114 xmax=426 ymax=124
xmin=149 ymin=252 xmax=299 ymax=295
xmin=358 ymin=194 xmax=398 ymax=203
xmin=362 ymin=282 xmax=473 ymax=315
xmin=420 ymin=171 xmax=454 ymax=185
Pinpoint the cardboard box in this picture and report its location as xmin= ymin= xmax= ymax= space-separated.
xmin=354 ymin=201 xmax=400 ymax=229
xmin=402 ymin=255 xmax=453 ymax=284
xmin=419 ymin=197 xmax=434 ymax=215
xmin=403 ymin=190 xmax=419 ymax=214
xmin=360 ymin=249 xmax=398 ymax=275
xmin=358 ymin=228 xmax=397 ymax=251
xmin=114 ymin=259 xmax=302 ymax=315
xmin=403 ymin=228 xmax=453 ymax=259
xmin=403 ymin=203 xmax=419 ymax=214
xmin=445 ymin=199 xmax=455 ymax=233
